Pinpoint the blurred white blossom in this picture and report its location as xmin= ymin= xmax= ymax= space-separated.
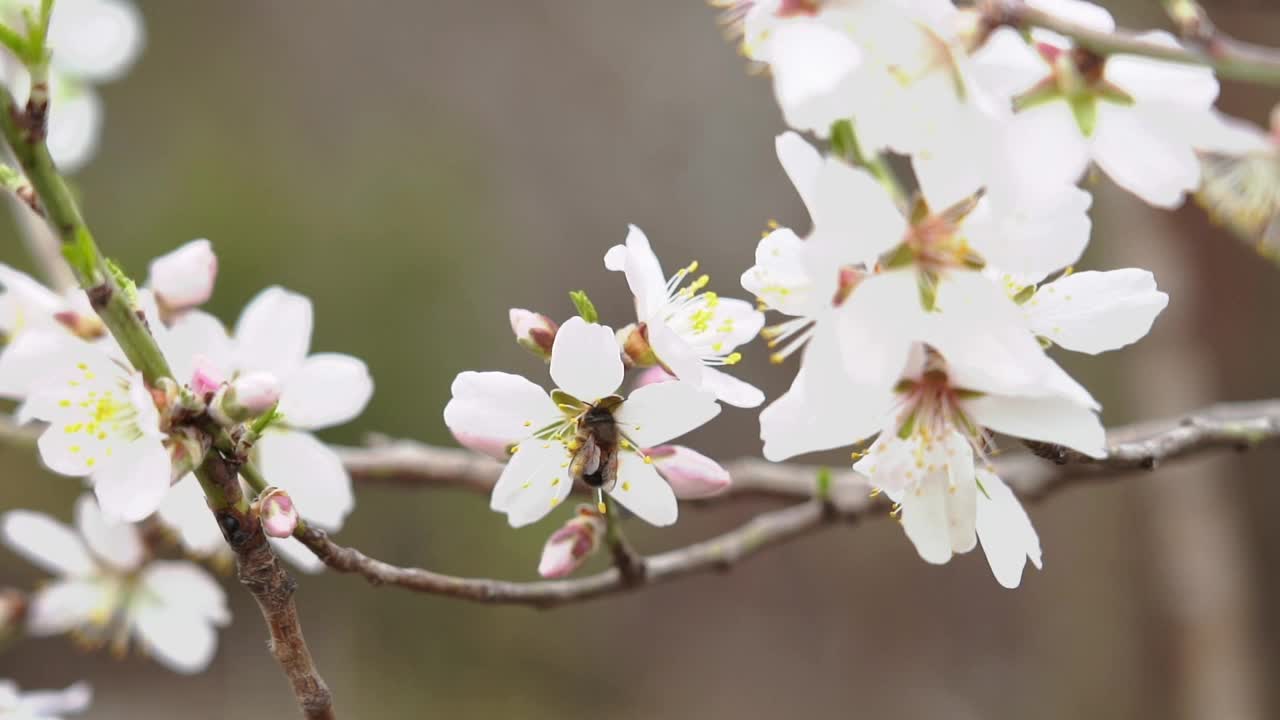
xmin=0 ymin=679 xmax=91 ymax=719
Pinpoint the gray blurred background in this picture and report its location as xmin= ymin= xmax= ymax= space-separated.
xmin=2 ymin=1 xmax=1280 ymax=718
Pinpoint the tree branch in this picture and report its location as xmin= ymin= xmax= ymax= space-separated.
xmin=981 ymin=0 xmax=1280 ymax=86
xmin=286 ymin=399 xmax=1280 ymax=608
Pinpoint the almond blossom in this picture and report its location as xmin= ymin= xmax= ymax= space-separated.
xmin=147 ymin=238 xmax=217 ymax=319
xmin=1015 ymin=268 xmax=1168 ymax=354
xmin=605 ymin=225 xmax=765 ymax=408
xmin=444 ymin=316 xmax=721 ymax=527
xmin=0 ymin=264 xmax=102 ymax=400
xmin=0 ymin=495 xmax=230 ymax=673
xmin=0 ymin=680 xmax=91 ymax=720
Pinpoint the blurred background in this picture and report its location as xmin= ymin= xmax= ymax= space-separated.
xmin=2 ymin=1 xmax=1279 ymax=718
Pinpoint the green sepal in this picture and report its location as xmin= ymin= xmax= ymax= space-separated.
xmin=917 ymin=270 xmax=940 ymax=312
xmin=569 ymin=290 xmax=599 ymax=324
xmin=1068 ymin=94 xmax=1098 ymax=137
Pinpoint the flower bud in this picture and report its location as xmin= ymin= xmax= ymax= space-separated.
xmin=616 ymin=322 xmax=658 ymax=367
xmin=509 ymin=308 xmax=557 ymax=360
xmin=53 ymin=310 xmax=106 ymax=340
xmin=254 ymin=487 xmax=299 ymax=538
xmin=189 ymin=355 xmax=225 ymax=397
xmin=211 ymin=371 xmax=280 ymax=425
xmin=648 ymin=445 xmax=731 ymax=499
xmin=634 ymin=365 xmax=675 ymax=389
xmin=537 ymin=505 xmax=606 ymax=579
xmin=149 ymin=239 xmax=218 ymax=317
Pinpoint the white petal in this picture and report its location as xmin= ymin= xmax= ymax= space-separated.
xmin=148 ymin=239 xmax=217 ymax=313
xmin=46 ymin=86 xmax=102 ymax=173
xmin=19 ymin=681 xmax=93 ymax=715
xmin=48 ymin=0 xmax=144 ymax=81
xmin=26 ymin=579 xmax=107 ymax=635
xmin=233 ymin=286 xmax=313 ymax=380
xmin=759 ymin=368 xmax=889 ymax=461
xmin=269 ymin=537 xmax=326 ymax=574
xmin=769 ymin=21 xmax=862 ymax=133
xmin=1006 ymin=102 xmax=1090 ymax=190
xmin=0 ymin=510 xmax=93 ymax=577
xmin=812 ymin=159 xmax=906 ymax=260
xmin=1027 ymin=0 xmax=1115 ymax=32
xmin=966 ymin=187 xmax=1092 ymax=278
xmin=141 ymin=561 xmax=230 ymax=625
xmin=969 ymin=27 xmax=1050 ymax=100
xmin=776 ymin=131 xmax=823 ymax=222
xmin=647 ymin=320 xmax=704 ymax=386
xmin=548 ymin=316 xmax=624 ymax=402
xmin=833 ymin=271 xmax=921 ymax=390
xmin=489 ymin=440 xmax=573 ymax=527
xmin=614 ymin=381 xmax=720 ymax=448
xmin=156 ymin=310 xmax=233 ymax=385
xmin=976 ymin=469 xmax=1042 ymax=588
xmin=442 ymin=371 xmax=560 ymax=450
xmin=604 ymin=225 xmax=668 ymax=319
xmin=964 ymin=393 xmax=1106 ymax=457
xmin=700 ymin=366 xmax=764 ymax=409
xmin=1026 ymin=269 xmax=1168 ymax=354
xmin=899 ymin=472 xmax=955 ymax=565
xmin=276 ymin=353 xmax=373 ymax=430
xmin=740 ymin=227 xmax=815 ymax=317
xmin=132 ymin=603 xmax=220 ymax=674
xmin=156 ymin=475 xmax=227 ymax=557
xmin=256 ymin=430 xmax=353 ymax=530
xmin=74 ymin=494 xmax=143 ymax=573
xmin=1091 ymin=103 xmax=1199 ymax=208
xmin=944 ymin=433 xmax=979 ymax=554
xmin=1104 ymin=34 xmax=1217 ymax=107
xmin=92 ymin=439 xmax=172 ymax=523
xmin=609 ymin=452 xmax=678 ymax=527
xmin=0 ymin=331 xmax=83 ymax=400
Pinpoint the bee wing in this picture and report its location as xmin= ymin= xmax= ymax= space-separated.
xmin=598 ymin=447 xmax=620 ymax=493
xmin=569 ymin=435 xmax=600 ymax=482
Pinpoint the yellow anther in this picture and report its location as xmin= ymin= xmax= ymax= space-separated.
xmin=643 ymin=455 xmax=653 ymax=465
xmin=59 ymin=400 xmax=70 ymax=408
xmin=767 ymin=218 xmax=780 ymax=229
xmin=597 ymin=501 xmax=608 ymax=514
xmin=509 ymin=445 xmax=520 ymax=454
xmin=622 ymin=481 xmax=632 ymax=491
xmin=76 ymin=362 xmax=87 ymax=370
xmin=684 ymin=260 xmax=700 ymax=274
xmin=770 ymin=352 xmax=786 ymax=364
xmin=868 ymin=487 xmax=882 ymax=497
xmin=551 ymin=477 xmax=560 ymax=486
xmin=523 ymin=420 xmax=532 ymax=427
xmin=70 ymin=445 xmax=81 ymax=454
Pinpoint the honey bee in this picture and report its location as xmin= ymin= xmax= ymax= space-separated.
xmin=568 ymin=396 xmax=623 ymax=495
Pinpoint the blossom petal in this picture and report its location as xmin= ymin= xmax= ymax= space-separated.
xmin=277 ymin=353 xmax=373 ymax=430
xmin=1092 ymin=102 xmax=1199 ymax=208
xmin=944 ymin=433 xmax=979 ymax=554
xmin=1104 ymin=34 xmax=1217 ymax=107
xmin=92 ymin=439 xmax=171 ymax=522
xmin=156 ymin=475 xmax=227 ymax=557
xmin=19 ymin=681 xmax=93 ymax=715
xmin=964 ymin=394 xmax=1106 ymax=457
xmin=647 ymin=320 xmax=704 ymax=386
xmin=812 ymin=159 xmax=906 ymax=261
xmin=132 ymin=603 xmax=220 ymax=674
xmin=649 ymin=445 xmax=731 ymax=499
xmin=256 ymin=430 xmax=354 ymax=530
xmin=549 ymin=317 xmax=623 ymax=402
xmin=233 ymin=286 xmax=313 ymax=379
xmin=158 ymin=309 xmax=233 ymax=386
xmin=1027 ymin=0 xmax=1115 ymax=32
xmin=26 ymin=579 xmax=106 ymax=635
xmin=966 ymin=187 xmax=1092 ymax=279
xmin=1006 ymin=102 xmax=1090 ymax=190
xmin=769 ymin=20 xmax=862 ymax=133
xmin=141 ymin=560 xmax=230 ymax=625
xmin=443 ymin=371 xmax=560 ymax=452
xmin=0 ymin=331 xmax=81 ymax=400
xmin=976 ymin=469 xmax=1042 ymax=588
xmin=74 ymin=494 xmax=143 ymax=573
xmin=834 ymin=270 xmax=921 ymax=390
xmin=604 ymin=225 xmax=668 ymax=319
xmin=48 ymin=0 xmax=145 ymax=81
xmin=614 ymin=380 xmax=720 ymax=448
xmin=47 ymin=87 xmax=102 ymax=173
xmin=1027 ymin=269 xmax=1168 ymax=354
xmin=489 ymin=440 xmax=573 ymax=527
xmin=899 ymin=471 xmax=954 ymax=565
xmin=700 ymin=366 xmax=764 ymax=409
xmin=609 ymin=452 xmax=678 ymax=527
xmin=0 ymin=510 xmax=93 ymax=577
xmin=776 ymin=131 xmax=823 ymax=221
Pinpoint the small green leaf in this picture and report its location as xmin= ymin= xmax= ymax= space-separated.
xmin=569 ymin=290 xmax=599 ymax=323
xmin=105 ymin=258 xmax=138 ymax=306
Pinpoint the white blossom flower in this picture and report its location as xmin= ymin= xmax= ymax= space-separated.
xmin=605 ymin=225 xmax=765 ymax=408
xmin=0 ymin=680 xmax=91 ymax=720
xmin=21 ymin=347 xmax=172 ymax=522
xmin=147 ymin=239 xmax=218 ymax=318
xmin=971 ymin=1 xmax=1221 ymax=208
xmin=0 ymin=264 xmax=101 ymax=400
xmin=444 ymin=316 xmax=721 ymax=527
xmin=0 ymin=0 xmax=144 ymax=171
xmin=0 ymin=496 xmax=230 ymax=673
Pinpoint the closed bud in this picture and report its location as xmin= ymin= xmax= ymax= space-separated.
xmin=509 ymin=308 xmax=558 ymax=360
xmin=648 ymin=445 xmax=731 ymax=499
xmin=53 ymin=310 xmax=106 ymax=340
xmin=537 ymin=505 xmax=606 ymax=579
xmin=211 ymin=371 xmax=280 ymax=425
xmin=149 ymin=239 xmax=218 ymax=317
xmin=616 ymin=322 xmax=658 ymax=367
xmin=254 ymin=487 xmax=299 ymax=538
xmin=189 ymin=355 xmax=225 ymax=397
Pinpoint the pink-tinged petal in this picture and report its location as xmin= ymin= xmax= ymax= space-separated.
xmin=93 ymin=439 xmax=172 ymax=522
xmin=157 ymin=310 xmax=233 ymax=386
xmin=233 ymin=286 xmax=313 ymax=379
xmin=609 ymin=452 xmax=678 ymax=527
xmin=648 ymin=445 xmax=730 ymax=499
xmin=699 ymin=366 xmax=764 ymax=409
xmin=443 ymin=371 xmax=560 ymax=451
xmin=256 ymin=430 xmax=353 ymax=530
xmin=964 ymin=393 xmax=1106 ymax=458
xmin=490 ymin=440 xmax=573 ymax=527
xmin=976 ymin=469 xmax=1042 ymax=588
xmin=614 ymin=381 xmax=720 ymax=448
xmin=812 ymin=159 xmax=906 ymax=261
xmin=603 ymin=225 xmax=668 ymax=319
xmin=277 ymin=353 xmax=373 ymax=430
xmin=549 ymin=317 xmax=624 ymax=402
xmin=776 ymin=131 xmax=823 ymax=222
xmin=1027 ymin=269 xmax=1168 ymax=354
xmin=537 ymin=512 xmax=605 ymax=578
xmin=26 ymin=579 xmax=106 ymax=635
xmin=0 ymin=510 xmax=93 ymax=577
xmin=74 ymin=495 xmax=143 ymax=573
xmin=633 ymin=366 xmax=675 ymax=390
xmin=148 ymin=239 xmax=218 ymax=314
xmin=1091 ymin=103 xmax=1199 ymax=208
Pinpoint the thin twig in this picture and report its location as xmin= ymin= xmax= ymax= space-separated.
xmin=982 ymin=0 xmax=1280 ymax=86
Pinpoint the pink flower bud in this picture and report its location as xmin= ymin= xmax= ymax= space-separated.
xmin=149 ymin=239 xmax=218 ymax=315
xmin=211 ymin=371 xmax=280 ymax=425
xmin=189 ymin=355 xmax=225 ymax=397
xmin=53 ymin=310 xmax=106 ymax=339
xmin=648 ymin=445 xmax=731 ymax=499
xmin=634 ymin=365 xmax=676 ymax=389
xmin=537 ymin=506 xmax=605 ymax=579
xmin=509 ymin=308 xmax=558 ymax=360
xmin=616 ymin=322 xmax=658 ymax=367
xmin=256 ymin=487 xmax=298 ymax=538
